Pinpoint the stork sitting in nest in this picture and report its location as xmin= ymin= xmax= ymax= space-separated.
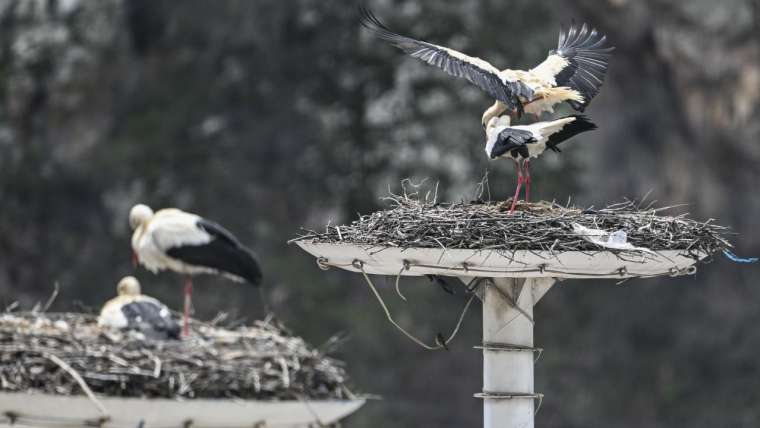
xmin=98 ymin=276 xmax=180 ymax=340
xmin=485 ymin=115 xmax=597 ymax=213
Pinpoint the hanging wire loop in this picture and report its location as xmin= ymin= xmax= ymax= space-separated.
xmin=355 ymin=261 xmax=478 ymax=351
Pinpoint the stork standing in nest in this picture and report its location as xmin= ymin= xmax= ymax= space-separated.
xmin=98 ymin=276 xmax=180 ymax=340
xmin=359 ymin=7 xmax=614 ymax=126
xmin=129 ymin=204 xmax=263 ymax=337
xmin=485 ymin=115 xmax=597 ymax=212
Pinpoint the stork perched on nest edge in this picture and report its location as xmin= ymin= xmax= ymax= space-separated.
xmin=129 ymin=204 xmax=263 ymax=337
xmin=485 ymin=115 xmax=597 ymax=213
xmin=359 ymin=7 xmax=614 ymax=127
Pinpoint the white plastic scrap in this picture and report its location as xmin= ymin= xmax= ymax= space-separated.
xmin=608 ymin=230 xmax=628 ymax=247
xmin=571 ymin=224 xmax=654 ymax=253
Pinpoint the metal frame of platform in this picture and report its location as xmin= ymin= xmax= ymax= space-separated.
xmin=296 ymin=240 xmax=704 ymax=428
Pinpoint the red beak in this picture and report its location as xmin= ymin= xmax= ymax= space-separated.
xmin=132 ymin=251 xmax=139 ymax=268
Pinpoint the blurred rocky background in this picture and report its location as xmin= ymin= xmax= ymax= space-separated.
xmin=1 ymin=0 xmax=758 ymax=426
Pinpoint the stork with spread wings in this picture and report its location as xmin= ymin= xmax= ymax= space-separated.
xmin=359 ymin=7 xmax=614 ymax=127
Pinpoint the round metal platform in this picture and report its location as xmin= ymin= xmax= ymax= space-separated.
xmin=296 ymin=241 xmax=703 ymax=279
xmin=0 ymin=392 xmax=365 ymax=428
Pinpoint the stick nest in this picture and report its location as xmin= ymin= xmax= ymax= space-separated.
xmin=0 ymin=312 xmax=353 ymax=401
xmin=294 ymin=193 xmax=731 ymax=259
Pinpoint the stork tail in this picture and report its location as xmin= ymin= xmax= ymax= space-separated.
xmin=546 ymin=115 xmax=598 ymax=151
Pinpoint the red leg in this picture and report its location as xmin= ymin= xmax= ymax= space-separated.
xmin=509 ymin=159 xmax=524 ymax=213
xmin=523 ymin=159 xmax=531 ymax=202
xmin=183 ymin=277 xmax=193 ymax=338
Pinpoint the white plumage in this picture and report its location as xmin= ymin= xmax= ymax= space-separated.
xmin=484 ymin=114 xmax=597 ymax=212
xmin=359 ymin=7 xmax=614 ymax=127
xmin=131 ymin=208 xmax=214 ymax=277
xmin=129 ymin=204 xmax=263 ymax=337
xmin=130 ymin=205 xmax=262 ymax=284
xmin=485 ymin=116 xmax=577 ymax=161
xmin=98 ymin=276 xmax=179 ymax=339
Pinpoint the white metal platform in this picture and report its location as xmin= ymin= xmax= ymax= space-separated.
xmin=0 ymin=392 xmax=365 ymax=428
xmin=296 ymin=241 xmax=703 ymax=278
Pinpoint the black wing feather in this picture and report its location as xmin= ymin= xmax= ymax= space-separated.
xmin=546 ymin=115 xmax=597 ymax=152
xmin=550 ymin=22 xmax=614 ymax=111
xmin=359 ymin=6 xmax=532 ymax=113
xmin=490 ymin=128 xmax=536 ymax=159
xmin=121 ymin=301 xmax=180 ymax=340
xmin=167 ymin=219 xmax=263 ymax=286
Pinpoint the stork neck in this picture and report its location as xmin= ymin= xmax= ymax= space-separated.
xmin=482 ymin=102 xmax=509 ymax=126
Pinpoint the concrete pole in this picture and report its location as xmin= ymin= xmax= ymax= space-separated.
xmin=480 ymin=277 xmax=554 ymax=428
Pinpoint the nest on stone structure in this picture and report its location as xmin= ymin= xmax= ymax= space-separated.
xmin=0 ymin=311 xmax=353 ymax=401
xmin=293 ymin=189 xmax=732 ymax=261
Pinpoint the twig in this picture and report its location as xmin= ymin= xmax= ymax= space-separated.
xmin=0 ymin=312 xmax=352 ymax=401
xmin=44 ymin=353 xmax=108 ymax=416
xmin=297 ymin=395 xmax=327 ymax=428
xmin=294 ymin=191 xmax=729 ymax=262
xmin=41 ymin=282 xmax=60 ymax=313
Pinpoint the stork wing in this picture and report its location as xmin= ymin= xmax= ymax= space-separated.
xmin=544 ymin=115 xmax=597 ymax=151
xmin=149 ymin=211 xmax=211 ymax=251
xmin=489 ymin=128 xmax=536 ymax=159
xmin=196 ymin=219 xmax=245 ymax=248
xmin=360 ymin=7 xmax=532 ymax=113
xmin=122 ymin=299 xmax=180 ymax=340
xmin=530 ymin=22 xmax=614 ymax=111
xmin=166 ymin=219 xmax=263 ymax=286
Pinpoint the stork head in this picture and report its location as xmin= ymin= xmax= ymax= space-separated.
xmin=117 ymin=276 xmax=141 ymax=296
xmin=129 ymin=204 xmax=154 ymax=230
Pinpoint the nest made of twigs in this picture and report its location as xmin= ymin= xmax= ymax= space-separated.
xmin=293 ymin=192 xmax=731 ymax=260
xmin=0 ymin=312 xmax=353 ymax=401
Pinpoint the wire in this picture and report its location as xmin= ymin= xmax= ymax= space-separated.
xmin=394 ymin=264 xmax=408 ymax=301
xmin=316 ymin=256 xmax=698 ymax=280
xmin=357 ymin=261 xmax=477 ymax=351
xmin=359 ymin=267 xmax=439 ymax=350
xmin=445 ymin=294 xmax=476 ymax=346
xmin=315 ymin=256 xmax=699 ymax=350
xmin=535 ymin=394 xmax=544 ymax=415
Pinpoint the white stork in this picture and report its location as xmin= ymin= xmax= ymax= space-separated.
xmin=485 ymin=114 xmax=597 ymax=212
xmin=98 ymin=276 xmax=180 ymax=340
xmin=359 ymin=7 xmax=614 ymax=126
xmin=129 ymin=204 xmax=263 ymax=337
